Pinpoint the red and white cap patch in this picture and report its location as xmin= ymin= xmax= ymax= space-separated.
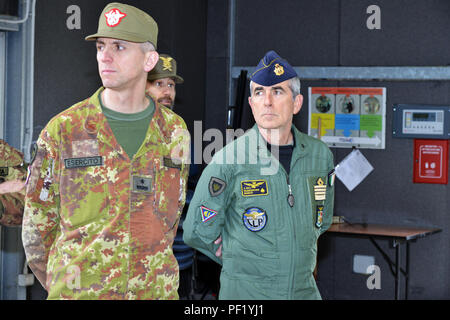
xmin=104 ymin=8 xmax=127 ymax=27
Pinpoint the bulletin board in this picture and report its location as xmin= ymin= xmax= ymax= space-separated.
xmin=308 ymin=87 xmax=386 ymax=149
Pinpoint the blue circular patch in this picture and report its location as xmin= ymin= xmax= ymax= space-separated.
xmin=242 ymin=207 xmax=267 ymax=232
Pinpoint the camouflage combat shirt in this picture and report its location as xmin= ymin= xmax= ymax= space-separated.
xmin=22 ymin=87 xmax=190 ymax=299
xmin=0 ymin=139 xmax=27 ymax=227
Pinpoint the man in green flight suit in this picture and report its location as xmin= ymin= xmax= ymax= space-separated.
xmin=22 ymin=2 xmax=190 ymax=300
xmin=183 ymin=50 xmax=335 ymax=300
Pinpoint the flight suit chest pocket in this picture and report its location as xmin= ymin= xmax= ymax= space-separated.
xmin=60 ymin=139 xmax=108 ymax=229
xmin=154 ymin=157 xmax=182 ymax=231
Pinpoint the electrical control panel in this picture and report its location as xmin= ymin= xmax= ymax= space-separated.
xmin=393 ymin=104 xmax=450 ymax=139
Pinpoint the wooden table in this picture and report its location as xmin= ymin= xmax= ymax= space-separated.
xmin=327 ymin=222 xmax=442 ymax=300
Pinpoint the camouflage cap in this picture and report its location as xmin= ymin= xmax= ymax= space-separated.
xmin=147 ymin=54 xmax=184 ymax=84
xmin=85 ymin=2 xmax=158 ymax=49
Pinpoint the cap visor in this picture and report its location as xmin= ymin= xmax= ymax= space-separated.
xmin=174 ymin=75 xmax=184 ymax=84
xmin=85 ymin=31 xmax=155 ymax=47
xmin=147 ymin=75 xmax=184 ymax=84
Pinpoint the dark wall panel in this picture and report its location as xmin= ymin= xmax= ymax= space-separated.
xmin=340 ymin=0 xmax=450 ymax=66
xmin=235 ymin=0 xmax=340 ymax=66
xmin=235 ymin=0 xmax=450 ymax=67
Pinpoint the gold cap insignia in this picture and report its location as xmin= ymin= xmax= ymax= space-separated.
xmin=160 ymin=56 xmax=173 ymax=71
xmin=274 ymin=63 xmax=285 ymax=76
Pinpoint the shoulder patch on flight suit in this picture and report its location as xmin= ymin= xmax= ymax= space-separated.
xmin=209 ymin=177 xmax=226 ymax=197
xmin=240 ymin=180 xmax=269 ymax=197
xmin=200 ymin=206 xmax=218 ymax=222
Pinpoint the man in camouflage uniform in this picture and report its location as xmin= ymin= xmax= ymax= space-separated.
xmin=22 ymin=2 xmax=190 ymax=300
xmin=146 ymin=53 xmax=184 ymax=110
xmin=0 ymin=139 xmax=27 ymax=227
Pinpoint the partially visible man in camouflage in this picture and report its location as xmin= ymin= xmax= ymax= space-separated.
xmin=0 ymin=139 xmax=26 ymax=227
xmin=146 ymin=53 xmax=184 ymax=110
xmin=22 ymin=2 xmax=190 ymax=300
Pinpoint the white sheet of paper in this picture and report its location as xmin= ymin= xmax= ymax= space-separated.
xmin=335 ymin=149 xmax=374 ymax=191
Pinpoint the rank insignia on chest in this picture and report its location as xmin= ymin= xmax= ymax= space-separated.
xmin=132 ymin=176 xmax=152 ymax=193
xmin=200 ymin=206 xmax=218 ymax=222
xmin=313 ymin=177 xmax=327 ymax=201
xmin=315 ymin=205 xmax=324 ymax=228
xmin=243 ymin=207 xmax=267 ymax=232
xmin=240 ymin=180 xmax=269 ymax=197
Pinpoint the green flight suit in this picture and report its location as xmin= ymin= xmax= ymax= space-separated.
xmin=183 ymin=124 xmax=335 ymax=299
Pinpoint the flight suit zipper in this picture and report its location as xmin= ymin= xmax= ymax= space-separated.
xmin=285 ymin=151 xmax=304 ymax=299
xmin=285 ymin=174 xmax=297 ymax=299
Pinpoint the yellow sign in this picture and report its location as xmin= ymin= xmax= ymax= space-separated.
xmin=310 ymin=114 xmax=335 ymax=137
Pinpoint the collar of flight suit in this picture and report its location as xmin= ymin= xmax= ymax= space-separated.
xmin=250 ymin=124 xmax=310 ymax=164
xmin=83 ymin=87 xmax=172 ymax=159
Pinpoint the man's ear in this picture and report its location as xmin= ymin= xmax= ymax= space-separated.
xmin=248 ymin=96 xmax=255 ymax=112
xmin=144 ymin=51 xmax=159 ymax=72
xmin=293 ymin=94 xmax=303 ymax=115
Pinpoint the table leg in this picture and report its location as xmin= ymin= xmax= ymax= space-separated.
xmin=405 ymin=241 xmax=410 ymax=300
xmin=394 ymin=241 xmax=401 ymax=300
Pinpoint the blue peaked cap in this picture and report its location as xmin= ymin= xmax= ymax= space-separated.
xmin=250 ymin=50 xmax=297 ymax=86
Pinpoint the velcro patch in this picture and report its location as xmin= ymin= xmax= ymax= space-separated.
xmin=132 ymin=176 xmax=152 ymax=193
xmin=64 ymin=156 xmax=103 ymax=169
xmin=200 ymin=206 xmax=218 ymax=222
xmin=240 ymin=180 xmax=268 ymax=197
xmin=209 ymin=177 xmax=226 ymax=197
xmin=163 ymin=157 xmax=182 ymax=170
xmin=243 ymin=207 xmax=267 ymax=232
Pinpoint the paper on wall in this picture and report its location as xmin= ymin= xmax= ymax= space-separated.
xmin=335 ymin=149 xmax=374 ymax=191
